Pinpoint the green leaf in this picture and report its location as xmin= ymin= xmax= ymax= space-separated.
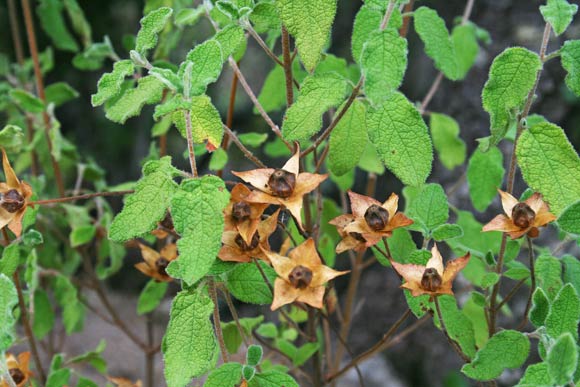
xmin=536 ymin=255 xmax=563 ymax=300
xmin=461 ymin=330 xmax=530 ymax=381
xmin=281 ymin=73 xmax=348 ymax=141
xmin=172 ymin=95 xmax=224 ymax=150
xmin=367 ymin=92 xmax=433 ymax=186
xmin=256 ymin=60 xmax=305 ymax=113
xmin=434 ymin=296 xmax=477 ymax=359
xmin=361 ymin=28 xmax=408 ymax=105
xmin=548 ymin=332 xmax=578 ymax=385
xmin=204 ymin=362 xmax=243 ymax=387
xmin=46 ymin=369 xmax=71 ymax=387
xmin=137 ymin=280 xmax=168 ymax=315
xmin=540 ymin=0 xmax=578 ymax=36
xmin=466 ymin=147 xmax=505 ymax=212
xmin=37 ymin=0 xmax=79 ymax=52
xmin=247 ymin=345 xmax=263 ymax=366
xmin=149 ymin=67 xmax=181 ymax=91
xmin=0 ymin=274 xmax=17 ymax=351
xmin=222 ymin=316 xmax=264 ymax=354
xmin=62 ymin=0 xmax=92 ymax=48
xmin=105 ymin=75 xmax=165 ymax=123
xmin=135 ymin=7 xmax=173 ymax=55
xmin=358 ymin=141 xmax=385 ymax=174
xmin=277 ymin=0 xmax=337 ymax=72
xmin=463 ymin=293 xmax=489 ymax=348
xmin=413 ymin=7 xmax=457 ymax=80
xmin=452 ymin=24 xmax=479 ymax=79
xmin=405 ymin=183 xmax=448 ymax=233
xmin=248 ymin=370 xmax=299 ymax=387
xmin=516 ymin=122 xmax=580 ymax=215
xmin=91 ymin=60 xmax=135 ymax=106
xmin=10 ymin=89 xmax=45 ymax=113
xmin=53 ymin=274 xmax=85 ymax=334
xmin=559 ymin=201 xmax=580 ymax=234
xmin=429 ymin=113 xmax=467 ymax=170
xmin=72 ymin=38 xmax=115 ymax=71
xmin=167 ymin=176 xmax=229 ymax=285
xmin=32 ymin=289 xmax=55 ymax=340
xmin=516 ymin=362 xmax=553 ymax=387
xmin=545 ymin=283 xmax=580 ymax=341
xmin=70 ymin=225 xmax=96 ymax=247
xmin=0 ymin=125 xmax=25 ymax=153
xmin=432 ymin=224 xmax=463 ymax=241
xmin=209 ymin=148 xmax=228 ymax=171
xmin=250 ymin=3 xmax=281 ymax=33
xmin=110 ymin=157 xmax=178 ymax=242
xmin=163 ymin=287 xmax=218 ymax=387
xmin=447 ymin=210 xmax=501 ymax=260
xmin=68 ymin=340 xmax=107 ymax=373
xmin=481 ymin=47 xmax=542 ymax=147
xmin=351 ymin=5 xmax=382 ymax=64
xmin=328 ymin=99 xmax=367 ymax=176
xmin=175 ymin=7 xmax=205 ymax=28
xmin=226 ymin=262 xmax=277 ymax=305
xmin=45 ymin=82 xmax=79 ymax=107
xmin=563 ymin=255 xmax=580 ymax=295
xmin=239 ymin=133 xmax=268 ymax=148
xmin=183 ymin=40 xmax=224 ymax=96
xmin=530 ymin=287 xmax=550 ymax=328
xmin=0 ymin=244 xmax=20 ymax=277
xmin=214 ymin=25 xmax=246 ymax=61
xmin=561 ymin=40 xmax=580 ymax=96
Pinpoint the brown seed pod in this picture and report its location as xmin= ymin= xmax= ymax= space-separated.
xmin=9 ymin=368 xmax=25 ymax=385
xmin=155 ymin=257 xmax=170 ymax=276
xmin=288 ymin=265 xmax=313 ymax=289
xmin=512 ymin=202 xmax=536 ymax=229
xmin=364 ymin=204 xmax=389 ymax=231
xmin=268 ymin=169 xmax=296 ymax=198
xmin=420 ymin=267 xmax=442 ymax=292
xmin=1 ymin=189 xmax=25 ymax=213
xmin=349 ymin=232 xmax=366 ymax=242
xmin=235 ymin=232 xmax=260 ymax=251
xmin=160 ymin=212 xmax=174 ymax=230
xmin=231 ymin=201 xmax=252 ymax=222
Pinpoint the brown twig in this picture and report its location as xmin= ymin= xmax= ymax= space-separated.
xmin=518 ymin=237 xmax=536 ymax=329
xmin=281 ymin=26 xmax=294 ymax=107
xmin=494 ymin=278 xmax=527 ymax=311
xmin=220 ymin=286 xmax=250 ymax=348
xmin=398 ymin=0 xmax=415 ymax=37
xmin=247 ymin=26 xmax=284 ymax=66
xmin=223 ymin=125 xmax=267 ymax=168
xmin=434 ymin=297 xmax=471 ymax=363
xmin=208 ymin=279 xmax=229 ymax=363
xmin=29 ymin=190 xmax=134 ymax=206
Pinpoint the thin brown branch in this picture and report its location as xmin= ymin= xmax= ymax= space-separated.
xmin=281 ymin=26 xmax=294 ymax=107
xmin=247 ymin=26 xmax=284 ymax=66
xmin=494 ymin=278 xmax=527 ymax=311
xmin=398 ymin=0 xmax=415 ymax=37
xmin=434 ymin=297 xmax=471 ymax=363
xmin=29 ymin=190 xmax=134 ymax=206
xmin=223 ymin=125 xmax=267 ymax=168
xmin=220 ymin=286 xmax=250 ymax=348
xmin=208 ymin=279 xmax=229 ymax=363
xmin=518 ymin=237 xmax=536 ymax=329
xmin=380 ymin=0 xmax=397 ymax=30
xmin=419 ymin=72 xmax=444 ymax=114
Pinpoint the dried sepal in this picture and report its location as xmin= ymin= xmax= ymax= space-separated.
xmin=0 ymin=149 xmax=33 ymax=237
xmin=135 ymin=243 xmax=178 ymax=282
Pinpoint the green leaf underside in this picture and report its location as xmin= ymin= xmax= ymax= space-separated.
xmin=167 ymin=176 xmax=229 ymax=286
xmin=430 ymin=113 xmax=466 ymax=170
xmin=135 ymin=7 xmax=173 ymax=54
xmin=282 ymin=73 xmax=348 ymax=141
xmin=540 ymin=0 xmax=578 ymax=36
xmin=184 ymin=39 xmax=224 ymax=96
xmin=481 ymin=47 xmax=542 ymax=148
xmin=109 ymin=157 xmax=178 ymax=242
xmin=351 ymin=5 xmax=383 ymax=64
xmin=163 ymin=287 xmax=218 ymax=387
xmin=516 ymin=122 xmax=580 ymax=215
xmin=466 ymin=147 xmax=505 ymax=212
xmin=545 ymin=284 xmax=580 ymax=342
xmin=547 ymin=332 xmax=578 ymax=385
xmin=561 ymin=40 xmax=580 ymax=96
xmin=328 ymin=99 xmax=367 ymax=176
xmin=461 ymin=330 xmax=530 ymax=381
xmin=367 ymin=92 xmax=433 ymax=186
xmin=92 ymin=60 xmax=135 ymax=106
xmin=171 ymin=95 xmax=224 ymax=150
xmin=105 ymin=76 xmax=165 ymax=123
xmin=277 ymin=0 xmax=337 ymax=72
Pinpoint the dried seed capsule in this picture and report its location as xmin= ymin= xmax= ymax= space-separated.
xmin=155 ymin=257 xmax=170 ymax=276
xmin=527 ymin=227 xmax=539 ymax=238
xmin=1 ymin=189 xmax=24 ymax=213
xmin=160 ymin=212 xmax=174 ymax=230
xmin=511 ymin=202 xmax=535 ymax=229
xmin=268 ymin=169 xmax=296 ymax=198
xmin=9 ymin=368 xmax=25 ymax=384
xmin=364 ymin=204 xmax=389 ymax=231
xmin=288 ymin=265 xmax=313 ymax=289
xmin=232 ymin=201 xmax=252 ymax=222
xmin=421 ymin=267 xmax=442 ymax=292
xmin=349 ymin=232 xmax=366 ymax=242
xmin=235 ymin=232 xmax=260 ymax=251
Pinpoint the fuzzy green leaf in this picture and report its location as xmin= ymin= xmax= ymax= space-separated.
xmin=405 ymin=183 xmax=448 ymax=233
xmin=204 ymin=362 xmax=243 ymax=387
xmin=413 ymin=6 xmax=457 ymax=79
xmin=9 ymin=89 xmax=45 ymax=113
xmin=561 ymin=40 xmax=580 ymax=96
xmin=540 ymin=0 xmax=578 ymax=36
xmin=516 ymin=122 xmax=580 ymax=215
xmin=167 ymin=176 xmax=229 ymax=285
xmin=163 ymin=287 xmax=218 ymax=387
xmin=461 ymin=330 xmax=530 ymax=381
xmin=256 ymin=60 xmax=304 ymax=113
xmin=0 ymin=274 xmax=17 ymax=351
xmin=248 ymin=370 xmax=299 ymax=387
xmin=563 ymin=255 xmax=580 ymax=295
xmin=171 ymin=95 xmax=224 ymax=150
xmin=328 ymin=99 xmax=367 ymax=176
xmin=37 ymin=0 xmax=79 ymax=52
xmin=435 ymin=296 xmax=477 ymax=359
xmin=45 ymin=82 xmax=79 ymax=107
xmin=175 ymin=7 xmax=205 ymax=28
xmin=466 ymin=147 xmax=505 ymax=212
xmin=548 ymin=332 xmax=578 ymax=385
xmin=110 ymin=157 xmax=178 ymax=242
xmin=0 ymin=125 xmax=25 ymax=153
xmin=226 ymin=262 xmax=277 ymax=305
xmin=430 ymin=113 xmax=466 ymax=170
xmin=46 ymin=369 xmax=71 ymax=387
xmin=530 ymin=287 xmax=550 ymax=328
xmin=250 ymin=3 xmax=281 ymax=33
xmin=516 ymin=363 xmax=553 ymax=387
xmin=367 ymin=92 xmax=433 ymax=186
xmin=214 ymin=25 xmax=246 ymax=61
xmin=137 ymin=280 xmax=168 ymax=315
xmin=559 ymin=201 xmax=580 ymax=235
xmin=432 ymin=224 xmax=463 ymax=241
xmin=91 ymin=60 xmax=135 ymax=106
xmin=452 ymin=24 xmax=479 ymax=79
xmin=277 ymin=0 xmax=337 ymax=72
xmin=105 ymin=75 xmax=164 ymax=123
xmin=135 ymin=7 xmax=173 ymax=55
xmin=183 ymin=40 xmax=224 ymax=96
xmin=482 ymin=47 xmax=542 ymax=147
xmin=282 ymin=73 xmax=348 ymax=140
xmin=351 ymin=5 xmax=382 ymax=63
xmin=33 ymin=289 xmax=55 ymax=340
xmin=361 ymin=29 xmax=408 ymax=105
xmin=545 ymin=283 xmax=580 ymax=341
xmin=63 ymin=0 xmax=92 ymax=48
xmin=53 ymin=275 xmax=85 ymax=334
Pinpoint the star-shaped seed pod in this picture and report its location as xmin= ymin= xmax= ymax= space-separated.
xmin=340 ymin=191 xmax=413 ymax=247
xmin=0 ymin=149 xmax=33 ymax=237
xmin=231 ymin=146 xmax=327 ymax=230
xmin=328 ymin=214 xmax=367 ymax=253
xmin=218 ymin=209 xmax=280 ymax=263
xmin=223 ymin=183 xmax=269 ymax=244
xmin=2 ymin=352 xmax=32 ymax=387
xmin=262 ymin=238 xmax=349 ymax=310
xmin=482 ymin=190 xmax=556 ymax=239
xmin=390 ymin=244 xmax=470 ymax=298
xmin=135 ymin=243 xmax=178 ymax=282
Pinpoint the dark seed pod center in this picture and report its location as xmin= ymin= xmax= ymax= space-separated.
xmin=155 ymin=257 xmax=170 ymax=276
xmin=235 ymin=232 xmax=260 ymax=251
xmin=1 ymin=189 xmax=24 ymax=213
xmin=10 ymin=368 xmax=25 ymax=384
xmin=288 ymin=265 xmax=313 ymax=289
xmin=349 ymin=232 xmax=366 ymax=242
xmin=511 ymin=202 xmax=535 ymax=229
xmin=160 ymin=212 xmax=174 ymax=230
xmin=421 ymin=267 xmax=442 ymax=292
xmin=364 ymin=204 xmax=389 ymax=231
xmin=232 ymin=201 xmax=252 ymax=222
xmin=268 ymin=169 xmax=296 ymax=198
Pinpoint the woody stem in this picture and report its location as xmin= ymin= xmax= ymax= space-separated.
xmin=29 ymin=190 xmax=134 ymax=206
xmin=434 ymin=296 xmax=471 ymax=363
xmin=208 ymin=279 xmax=229 ymax=363
xmin=184 ymin=110 xmax=198 ymax=177
xmin=518 ymin=236 xmax=536 ymax=330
